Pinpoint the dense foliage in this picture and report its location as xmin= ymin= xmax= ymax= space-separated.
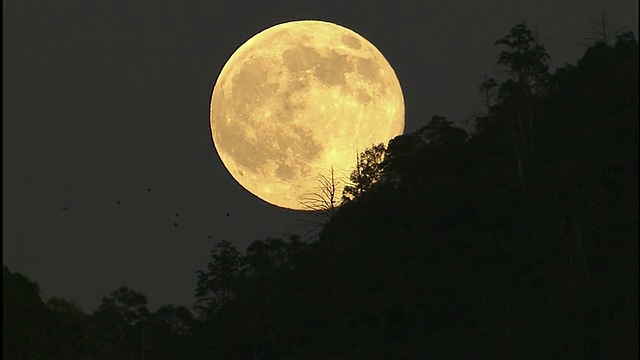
xmin=4 ymin=23 xmax=637 ymax=359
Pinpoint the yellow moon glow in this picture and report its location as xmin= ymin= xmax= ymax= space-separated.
xmin=210 ymin=20 xmax=404 ymax=210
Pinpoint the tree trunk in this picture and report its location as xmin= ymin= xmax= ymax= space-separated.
xmin=511 ymin=130 xmax=525 ymax=193
xmin=514 ymin=100 xmax=528 ymax=156
xmin=527 ymin=97 xmax=535 ymax=150
xmin=141 ymin=326 xmax=146 ymax=360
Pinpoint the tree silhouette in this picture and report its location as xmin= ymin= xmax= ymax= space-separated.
xmin=194 ymin=239 xmax=245 ymax=317
xmin=146 ymin=305 xmax=195 ymax=359
xmin=87 ymin=286 xmax=150 ymax=359
xmin=341 ymin=143 xmax=386 ymax=203
xmin=3 ymin=266 xmax=51 ymax=360
xmin=495 ymin=22 xmax=550 ymax=155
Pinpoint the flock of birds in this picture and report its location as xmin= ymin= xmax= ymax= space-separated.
xmin=60 ymin=188 xmax=230 ymax=241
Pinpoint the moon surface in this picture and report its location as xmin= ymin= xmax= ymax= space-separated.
xmin=210 ymin=20 xmax=404 ymax=210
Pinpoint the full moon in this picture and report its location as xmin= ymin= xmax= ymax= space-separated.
xmin=210 ymin=20 xmax=404 ymax=210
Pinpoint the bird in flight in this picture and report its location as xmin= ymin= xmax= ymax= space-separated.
xmin=225 ymin=212 xmax=230 ymax=217
xmin=173 ymin=222 xmax=179 ymax=227
xmin=116 ymin=201 xmax=121 ymax=205
xmin=62 ymin=206 xmax=69 ymax=211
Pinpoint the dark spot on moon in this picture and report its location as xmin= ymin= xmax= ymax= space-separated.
xmin=220 ymin=118 xmax=323 ymax=179
xmin=315 ymin=50 xmax=352 ymax=86
xmin=341 ymin=34 xmax=362 ymax=49
xmin=282 ymin=45 xmax=356 ymax=88
xmin=290 ymin=124 xmax=323 ymax=162
xmin=355 ymin=88 xmax=372 ymax=103
xmin=283 ymin=45 xmax=320 ymax=72
xmin=289 ymin=78 xmax=309 ymax=92
xmin=231 ymin=56 xmax=280 ymax=106
xmin=268 ymin=124 xmax=323 ymax=181
xmin=356 ymin=56 xmax=380 ymax=80
xmin=278 ymin=83 xmax=308 ymax=122
xmin=275 ymin=163 xmax=296 ymax=180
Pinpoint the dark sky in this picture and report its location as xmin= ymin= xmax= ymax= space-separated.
xmin=3 ymin=0 xmax=638 ymax=312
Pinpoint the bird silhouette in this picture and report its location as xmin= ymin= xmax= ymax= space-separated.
xmin=62 ymin=206 xmax=68 ymax=211
xmin=175 ymin=213 xmax=180 ymax=217
xmin=207 ymin=235 xmax=212 ymax=239
xmin=147 ymin=188 xmax=151 ymax=192
xmin=225 ymin=212 xmax=230 ymax=217
xmin=173 ymin=222 xmax=179 ymax=227
xmin=116 ymin=200 xmax=121 ymax=205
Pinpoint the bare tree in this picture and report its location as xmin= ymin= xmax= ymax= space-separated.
xmin=478 ymin=71 xmax=499 ymax=114
xmin=574 ymin=6 xmax=626 ymax=47
xmin=298 ymin=166 xmax=341 ymax=215
xmin=295 ymin=167 xmax=344 ymax=241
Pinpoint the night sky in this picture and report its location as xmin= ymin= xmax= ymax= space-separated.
xmin=3 ymin=0 xmax=638 ymax=312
